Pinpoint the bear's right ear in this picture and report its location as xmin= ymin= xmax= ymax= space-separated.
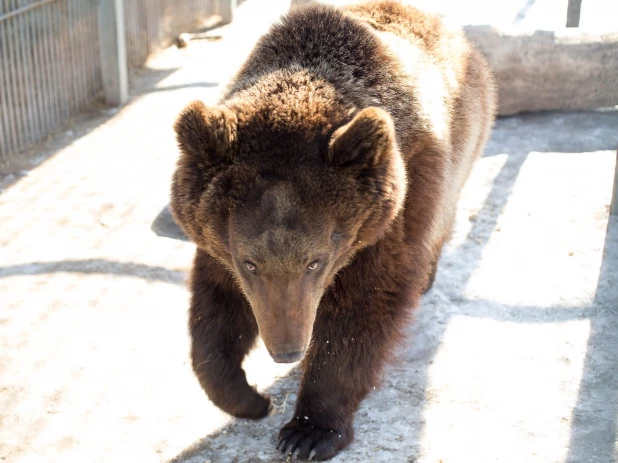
xmin=173 ymin=101 xmax=237 ymax=166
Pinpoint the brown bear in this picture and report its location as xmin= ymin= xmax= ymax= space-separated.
xmin=170 ymin=1 xmax=496 ymax=460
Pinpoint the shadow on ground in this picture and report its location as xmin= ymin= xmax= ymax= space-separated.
xmin=566 ymin=217 xmax=618 ymax=463
xmin=0 ymin=259 xmax=185 ymax=285
xmin=144 ymin=82 xmax=219 ymax=94
xmin=152 ymin=205 xmax=190 ymax=241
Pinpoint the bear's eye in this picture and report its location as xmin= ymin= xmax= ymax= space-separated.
xmin=245 ymin=262 xmax=257 ymax=272
xmin=308 ymin=261 xmax=319 ymax=271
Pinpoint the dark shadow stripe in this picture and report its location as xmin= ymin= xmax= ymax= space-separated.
xmin=0 ymin=259 xmax=186 ymax=285
xmin=566 ymin=217 xmax=618 ymax=463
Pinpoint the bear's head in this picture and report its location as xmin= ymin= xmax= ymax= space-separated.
xmin=171 ymin=101 xmax=406 ymax=363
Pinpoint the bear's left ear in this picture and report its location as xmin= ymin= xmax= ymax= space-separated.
xmin=174 ymin=100 xmax=237 ymax=166
xmin=328 ymin=107 xmax=396 ymax=168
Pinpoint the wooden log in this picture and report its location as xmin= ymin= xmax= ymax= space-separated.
xmin=465 ymin=26 xmax=618 ymax=115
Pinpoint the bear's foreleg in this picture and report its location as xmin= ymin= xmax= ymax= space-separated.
xmin=189 ymin=250 xmax=271 ymax=419
xmin=278 ymin=268 xmax=411 ymax=460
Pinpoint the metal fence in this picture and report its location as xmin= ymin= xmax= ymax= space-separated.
xmin=0 ymin=0 xmax=101 ymax=160
xmin=124 ymin=0 xmax=216 ymax=70
xmin=0 ymin=0 xmax=219 ymax=162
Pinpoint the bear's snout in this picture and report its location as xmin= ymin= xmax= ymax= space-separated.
xmin=246 ymin=276 xmax=318 ymax=365
xmin=269 ymin=349 xmax=306 ymax=364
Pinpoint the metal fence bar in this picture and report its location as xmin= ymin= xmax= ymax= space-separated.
xmin=31 ymin=1 xmax=51 ymax=135
xmin=75 ymin=0 xmax=88 ymax=109
xmin=7 ymin=0 xmax=27 ymax=149
xmin=39 ymin=1 xmax=56 ymax=127
xmin=17 ymin=0 xmax=36 ymax=142
xmin=67 ymin=0 xmax=80 ymax=112
xmin=31 ymin=0 xmax=47 ymax=138
xmin=0 ymin=9 xmax=7 ymax=159
xmin=0 ymin=0 xmax=218 ymax=161
xmin=57 ymin=1 xmax=71 ymax=117
xmin=47 ymin=1 xmax=64 ymax=124
xmin=566 ymin=0 xmax=582 ymax=27
xmin=83 ymin=0 xmax=100 ymax=101
xmin=32 ymin=2 xmax=47 ymax=138
xmin=157 ymin=0 xmax=164 ymax=50
xmin=73 ymin=0 xmax=89 ymax=110
xmin=0 ymin=0 xmax=55 ymax=23
xmin=0 ymin=5 xmax=19 ymax=157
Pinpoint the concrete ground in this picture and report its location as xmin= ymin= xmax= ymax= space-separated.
xmin=1 ymin=1 xmax=617 ymax=462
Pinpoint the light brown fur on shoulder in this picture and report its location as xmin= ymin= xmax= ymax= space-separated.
xmin=170 ymin=2 xmax=496 ymax=460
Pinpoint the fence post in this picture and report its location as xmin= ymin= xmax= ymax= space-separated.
xmin=220 ymin=0 xmax=237 ymax=24
xmin=98 ymin=0 xmax=128 ymax=106
xmin=566 ymin=0 xmax=582 ymax=27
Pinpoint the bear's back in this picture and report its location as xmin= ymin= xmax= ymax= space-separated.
xmin=224 ymin=4 xmax=402 ymax=110
xmin=223 ymin=1 xmax=486 ymax=154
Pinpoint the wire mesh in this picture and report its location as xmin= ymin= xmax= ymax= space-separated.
xmin=0 ymin=0 xmax=219 ymax=162
xmin=124 ymin=0 xmax=217 ymax=70
xmin=0 ymin=0 xmax=101 ymax=161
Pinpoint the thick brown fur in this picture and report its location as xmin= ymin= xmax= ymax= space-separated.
xmin=170 ymin=2 xmax=496 ymax=460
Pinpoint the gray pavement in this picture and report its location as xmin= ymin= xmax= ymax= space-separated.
xmin=1 ymin=1 xmax=617 ymax=462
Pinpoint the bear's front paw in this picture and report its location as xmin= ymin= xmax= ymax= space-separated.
xmin=277 ymin=418 xmax=353 ymax=461
xmin=227 ymin=389 xmax=271 ymax=420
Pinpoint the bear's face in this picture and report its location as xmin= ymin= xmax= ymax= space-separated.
xmin=171 ymin=102 xmax=406 ymax=363
xmin=227 ymin=181 xmax=355 ymax=363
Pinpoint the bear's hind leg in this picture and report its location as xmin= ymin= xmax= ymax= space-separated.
xmin=423 ymin=246 xmax=443 ymax=294
xmin=189 ymin=250 xmax=270 ymax=420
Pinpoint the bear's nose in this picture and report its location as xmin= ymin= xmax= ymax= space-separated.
xmin=270 ymin=350 xmax=305 ymax=363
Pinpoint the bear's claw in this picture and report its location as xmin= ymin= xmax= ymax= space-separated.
xmin=277 ymin=420 xmax=352 ymax=461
